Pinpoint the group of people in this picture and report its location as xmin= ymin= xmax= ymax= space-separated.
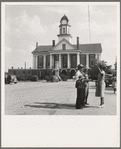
xmin=75 ymin=63 xmax=106 ymax=109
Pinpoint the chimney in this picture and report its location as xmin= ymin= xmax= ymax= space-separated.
xmin=77 ymin=37 xmax=79 ymax=50
xmin=36 ymin=42 xmax=38 ymax=48
xmin=52 ymin=40 xmax=55 ymax=47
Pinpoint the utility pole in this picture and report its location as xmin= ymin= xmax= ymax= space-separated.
xmin=88 ymin=5 xmax=91 ymax=43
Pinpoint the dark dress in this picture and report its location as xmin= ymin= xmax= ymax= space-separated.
xmin=75 ymin=78 xmax=85 ymax=109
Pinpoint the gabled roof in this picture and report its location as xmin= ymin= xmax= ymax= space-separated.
xmin=32 ymin=43 xmax=102 ymax=54
xmin=73 ymin=43 xmax=102 ymax=53
xmin=32 ymin=45 xmax=52 ymax=54
xmin=51 ymin=38 xmax=76 ymax=51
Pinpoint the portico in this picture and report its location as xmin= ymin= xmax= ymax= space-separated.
xmin=33 ymin=52 xmax=101 ymax=70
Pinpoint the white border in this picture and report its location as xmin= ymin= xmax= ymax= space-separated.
xmin=1 ymin=2 xmax=120 ymax=147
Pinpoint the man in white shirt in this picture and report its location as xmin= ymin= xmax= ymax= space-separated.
xmin=83 ymin=65 xmax=90 ymax=105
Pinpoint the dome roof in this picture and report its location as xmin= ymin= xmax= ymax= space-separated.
xmin=60 ymin=15 xmax=69 ymax=22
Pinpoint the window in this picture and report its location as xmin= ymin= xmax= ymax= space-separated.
xmin=89 ymin=54 xmax=95 ymax=67
xmin=38 ymin=55 xmax=43 ymax=68
xmin=28 ymin=71 xmax=30 ymax=74
xmin=63 ymin=28 xmax=66 ymax=33
xmin=62 ymin=55 xmax=67 ymax=68
xmin=14 ymin=71 xmax=16 ymax=75
xmin=62 ymin=44 xmax=66 ymax=50
xmin=23 ymin=71 xmax=25 ymax=75
xmin=46 ymin=55 xmax=50 ymax=68
xmin=71 ymin=55 xmax=77 ymax=68
xmin=80 ymin=54 xmax=86 ymax=66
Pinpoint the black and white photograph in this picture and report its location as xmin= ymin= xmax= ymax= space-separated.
xmin=2 ymin=1 xmax=120 ymax=147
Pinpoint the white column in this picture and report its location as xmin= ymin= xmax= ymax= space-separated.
xmin=43 ymin=55 xmax=46 ymax=69
xmin=99 ymin=54 xmax=101 ymax=61
xmin=67 ymin=54 xmax=70 ymax=68
xmin=86 ymin=54 xmax=89 ymax=67
xmin=59 ymin=54 xmax=61 ymax=68
xmin=35 ymin=56 xmax=38 ymax=69
xmin=77 ymin=53 xmax=80 ymax=65
xmin=95 ymin=54 xmax=98 ymax=60
xmin=33 ymin=55 xmax=35 ymax=68
xmin=50 ymin=54 xmax=52 ymax=69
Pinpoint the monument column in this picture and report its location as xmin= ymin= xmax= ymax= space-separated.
xmin=77 ymin=53 xmax=80 ymax=65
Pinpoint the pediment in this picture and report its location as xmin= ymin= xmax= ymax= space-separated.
xmin=52 ymin=38 xmax=76 ymax=51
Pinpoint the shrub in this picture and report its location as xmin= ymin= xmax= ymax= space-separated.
xmin=45 ymin=75 xmax=59 ymax=82
xmin=45 ymin=76 xmax=50 ymax=82
xmin=49 ymin=75 xmax=53 ymax=82
xmin=52 ymin=75 xmax=59 ymax=82
xmin=60 ymin=74 xmax=68 ymax=81
xmin=30 ymin=75 xmax=38 ymax=81
xmin=27 ymin=75 xmax=32 ymax=81
xmin=17 ymin=76 xmax=21 ymax=81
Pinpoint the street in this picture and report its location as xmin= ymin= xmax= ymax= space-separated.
xmin=5 ymin=80 xmax=117 ymax=115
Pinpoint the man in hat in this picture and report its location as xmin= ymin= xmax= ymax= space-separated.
xmin=83 ymin=65 xmax=90 ymax=105
xmin=75 ymin=64 xmax=85 ymax=109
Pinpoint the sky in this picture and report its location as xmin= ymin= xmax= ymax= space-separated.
xmin=4 ymin=2 xmax=119 ymax=72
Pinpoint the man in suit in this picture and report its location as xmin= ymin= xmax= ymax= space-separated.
xmin=83 ymin=65 xmax=90 ymax=106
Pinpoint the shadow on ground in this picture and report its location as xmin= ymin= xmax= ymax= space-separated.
xmin=24 ymin=102 xmax=99 ymax=109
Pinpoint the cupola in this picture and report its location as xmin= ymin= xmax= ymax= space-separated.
xmin=57 ymin=15 xmax=72 ymax=43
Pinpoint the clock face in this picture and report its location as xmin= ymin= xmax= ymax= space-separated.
xmin=62 ymin=20 xmax=67 ymax=24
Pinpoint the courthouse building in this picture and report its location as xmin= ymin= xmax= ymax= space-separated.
xmin=8 ymin=15 xmax=102 ymax=79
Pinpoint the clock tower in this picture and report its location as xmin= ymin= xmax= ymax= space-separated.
xmin=57 ymin=15 xmax=72 ymax=43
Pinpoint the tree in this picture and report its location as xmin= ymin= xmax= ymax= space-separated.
xmin=90 ymin=59 xmax=112 ymax=80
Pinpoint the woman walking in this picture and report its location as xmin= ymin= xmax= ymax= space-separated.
xmin=95 ymin=64 xmax=106 ymax=108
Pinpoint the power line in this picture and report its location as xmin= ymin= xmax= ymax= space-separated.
xmin=88 ymin=5 xmax=91 ymax=43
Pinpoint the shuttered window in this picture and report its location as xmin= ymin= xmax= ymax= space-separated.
xmin=80 ymin=54 xmax=86 ymax=66
xmin=38 ymin=55 xmax=43 ymax=68
xmin=62 ymin=55 xmax=67 ymax=68
xmin=89 ymin=54 xmax=95 ymax=67
xmin=46 ymin=55 xmax=50 ymax=68
xmin=71 ymin=54 xmax=77 ymax=68
xmin=62 ymin=44 xmax=66 ymax=50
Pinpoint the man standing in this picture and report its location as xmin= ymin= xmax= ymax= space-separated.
xmin=83 ymin=65 xmax=90 ymax=106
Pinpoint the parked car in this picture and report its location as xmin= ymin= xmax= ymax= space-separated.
xmin=5 ymin=74 xmax=18 ymax=84
xmin=105 ymin=74 xmax=113 ymax=87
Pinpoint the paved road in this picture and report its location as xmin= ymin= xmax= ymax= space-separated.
xmin=5 ymin=80 xmax=117 ymax=115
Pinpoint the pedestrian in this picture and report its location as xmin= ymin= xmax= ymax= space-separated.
xmin=95 ymin=64 xmax=106 ymax=108
xmin=83 ymin=65 xmax=90 ymax=105
xmin=75 ymin=64 xmax=85 ymax=109
xmin=112 ymin=76 xmax=117 ymax=94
